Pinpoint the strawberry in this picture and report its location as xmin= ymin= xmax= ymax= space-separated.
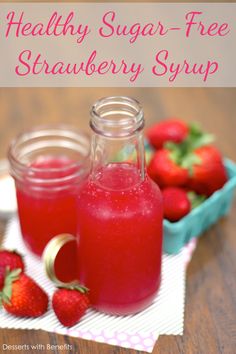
xmin=0 ymin=268 xmax=48 ymax=317
xmin=148 ymin=122 xmax=227 ymax=196
xmin=0 ymin=266 xmax=6 ymax=291
xmin=147 ymin=149 xmax=189 ymax=188
xmin=187 ymin=145 xmax=227 ymax=196
xmin=0 ymin=249 xmax=25 ymax=272
xmin=162 ymin=187 xmax=191 ymax=222
xmin=146 ymin=119 xmax=189 ymax=149
xmin=52 ymin=286 xmax=90 ymax=327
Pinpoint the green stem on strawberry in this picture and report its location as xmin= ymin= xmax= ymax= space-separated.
xmin=0 ymin=267 xmax=22 ymax=306
xmin=165 ymin=123 xmax=215 ymax=176
xmin=187 ymin=191 xmax=206 ymax=210
xmin=59 ymin=284 xmax=89 ymax=294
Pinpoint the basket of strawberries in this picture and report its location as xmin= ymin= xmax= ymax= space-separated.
xmin=146 ymin=120 xmax=236 ymax=254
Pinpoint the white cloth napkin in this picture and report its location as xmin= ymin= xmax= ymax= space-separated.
xmin=0 ymin=217 xmax=196 ymax=353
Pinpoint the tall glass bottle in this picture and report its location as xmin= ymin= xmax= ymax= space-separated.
xmin=76 ymin=96 xmax=163 ymax=315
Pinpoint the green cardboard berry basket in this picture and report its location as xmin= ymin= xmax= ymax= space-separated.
xmin=163 ymin=159 xmax=236 ymax=254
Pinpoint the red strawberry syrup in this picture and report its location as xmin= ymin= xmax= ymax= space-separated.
xmin=76 ymin=163 xmax=163 ymax=315
xmin=16 ymin=156 xmax=81 ymax=256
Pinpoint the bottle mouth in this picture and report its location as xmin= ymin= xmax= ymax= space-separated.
xmin=8 ymin=125 xmax=90 ymax=189
xmin=90 ymin=96 xmax=144 ymax=138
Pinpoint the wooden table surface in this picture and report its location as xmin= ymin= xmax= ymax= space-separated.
xmin=0 ymin=88 xmax=236 ymax=354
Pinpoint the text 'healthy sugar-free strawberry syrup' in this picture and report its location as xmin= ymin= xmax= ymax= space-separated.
xmin=76 ymin=97 xmax=163 ymax=315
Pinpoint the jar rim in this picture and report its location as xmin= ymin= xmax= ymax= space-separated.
xmin=8 ymin=124 xmax=90 ymax=186
xmin=90 ymin=96 xmax=144 ymax=137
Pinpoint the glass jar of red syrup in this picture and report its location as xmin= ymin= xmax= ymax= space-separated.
xmin=8 ymin=125 xmax=90 ymax=257
xmin=76 ymin=96 xmax=163 ymax=315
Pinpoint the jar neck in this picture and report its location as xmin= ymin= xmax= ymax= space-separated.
xmin=90 ymin=96 xmax=146 ymax=183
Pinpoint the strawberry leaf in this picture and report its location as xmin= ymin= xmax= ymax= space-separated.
xmin=1 ymin=284 xmax=12 ymax=305
xmin=0 ymin=267 xmax=22 ymax=306
xmin=59 ymin=284 xmax=89 ymax=294
xmin=165 ymin=123 xmax=215 ymax=174
xmin=181 ymin=154 xmax=201 ymax=176
xmin=188 ymin=123 xmax=215 ymax=149
xmin=188 ymin=191 xmax=206 ymax=209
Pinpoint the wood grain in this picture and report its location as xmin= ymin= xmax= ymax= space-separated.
xmin=0 ymin=88 xmax=236 ymax=354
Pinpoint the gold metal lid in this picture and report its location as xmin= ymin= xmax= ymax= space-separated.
xmin=43 ymin=234 xmax=78 ymax=287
